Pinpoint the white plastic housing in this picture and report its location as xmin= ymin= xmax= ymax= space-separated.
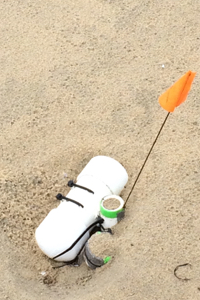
xmin=35 ymin=156 xmax=128 ymax=261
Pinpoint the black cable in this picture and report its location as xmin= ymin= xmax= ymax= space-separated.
xmin=53 ymin=217 xmax=104 ymax=259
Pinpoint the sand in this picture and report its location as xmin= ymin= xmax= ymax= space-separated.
xmin=103 ymin=198 xmax=121 ymax=210
xmin=1 ymin=0 xmax=200 ymax=299
xmin=87 ymin=232 xmax=115 ymax=260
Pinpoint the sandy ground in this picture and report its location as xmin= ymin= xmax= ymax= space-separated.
xmin=1 ymin=0 xmax=200 ymax=299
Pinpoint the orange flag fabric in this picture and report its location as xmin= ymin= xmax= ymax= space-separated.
xmin=159 ymin=70 xmax=196 ymax=112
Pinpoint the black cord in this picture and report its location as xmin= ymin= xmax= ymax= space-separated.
xmin=53 ymin=217 xmax=104 ymax=260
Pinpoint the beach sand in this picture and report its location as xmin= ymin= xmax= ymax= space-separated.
xmin=1 ymin=1 xmax=200 ymax=299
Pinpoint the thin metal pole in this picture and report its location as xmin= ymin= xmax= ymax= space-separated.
xmin=124 ymin=112 xmax=170 ymax=207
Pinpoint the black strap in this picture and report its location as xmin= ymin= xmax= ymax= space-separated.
xmin=84 ymin=250 xmax=103 ymax=268
xmin=56 ymin=193 xmax=84 ymax=208
xmin=68 ymin=180 xmax=94 ymax=194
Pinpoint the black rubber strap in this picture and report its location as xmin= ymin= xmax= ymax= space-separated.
xmin=84 ymin=251 xmax=102 ymax=268
xmin=56 ymin=193 xmax=84 ymax=208
xmin=68 ymin=180 xmax=94 ymax=194
xmin=53 ymin=217 xmax=104 ymax=260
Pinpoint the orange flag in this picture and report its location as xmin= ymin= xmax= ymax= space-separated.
xmin=159 ymin=71 xmax=196 ymax=112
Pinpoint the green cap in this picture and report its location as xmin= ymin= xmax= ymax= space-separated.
xmin=100 ymin=198 xmax=124 ymax=219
